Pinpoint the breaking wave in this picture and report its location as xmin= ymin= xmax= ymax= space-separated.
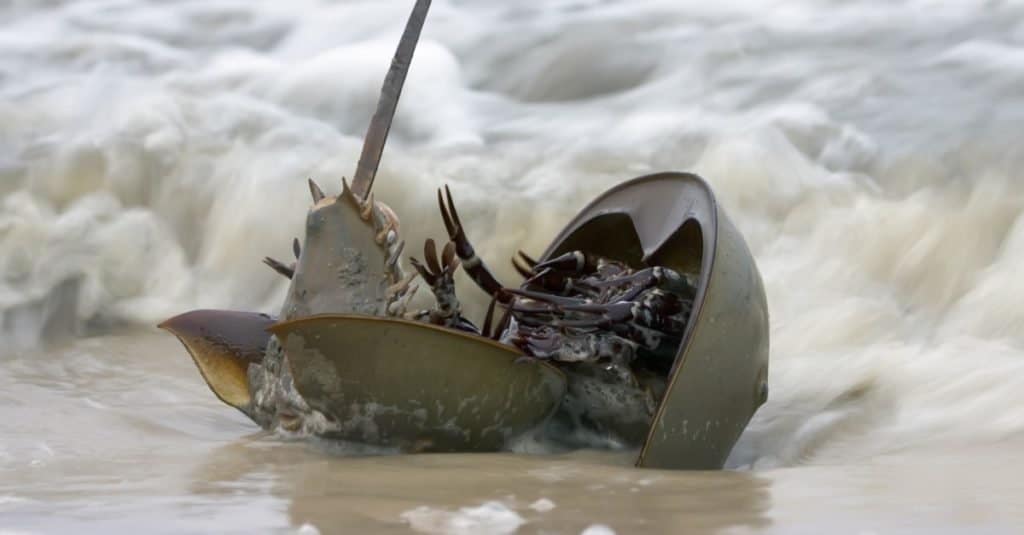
xmin=2 ymin=0 xmax=1024 ymax=468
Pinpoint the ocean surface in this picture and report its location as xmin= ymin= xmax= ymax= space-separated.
xmin=2 ymin=0 xmax=1024 ymax=533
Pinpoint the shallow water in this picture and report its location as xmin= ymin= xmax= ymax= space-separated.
xmin=3 ymin=0 xmax=1024 ymax=533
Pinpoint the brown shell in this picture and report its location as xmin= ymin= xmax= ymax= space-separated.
xmin=268 ymin=314 xmax=566 ymax=452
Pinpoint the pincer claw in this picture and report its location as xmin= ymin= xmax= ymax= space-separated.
xmin=534 ymin=250 xmax=589 ymax=273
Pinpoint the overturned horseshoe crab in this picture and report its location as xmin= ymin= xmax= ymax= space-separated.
xmin=160 ymin=0 xmax=768 ymax=470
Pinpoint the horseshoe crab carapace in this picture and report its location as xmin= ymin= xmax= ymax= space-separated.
xmin=538 ymin=172 xmax=770 ymax=469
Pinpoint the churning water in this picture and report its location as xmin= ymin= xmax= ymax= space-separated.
xmin=2 ymin=0 xmax=1024 ymax=533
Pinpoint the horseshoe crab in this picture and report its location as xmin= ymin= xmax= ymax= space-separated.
xmin=160 ymin=0 xmax=768 ymax=469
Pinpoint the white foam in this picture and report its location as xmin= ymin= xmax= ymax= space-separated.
xmin=0 ymin=496 xmax=30 ymax=507
xmin=581 ymin=524 xmax=616 ymax=535
xmin=528 ymin=498 xmax=555 ymax=513
xmin=401 ymin=501 xmax=525 ymax=535
xmin=2 ymin=0 xmax=1024 ymax=469
xmin=293 ymin=523 xmax=320 ymax=535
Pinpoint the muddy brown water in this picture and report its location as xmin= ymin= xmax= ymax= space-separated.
xmin=2 ymin=334 xmax=1022 ymax=534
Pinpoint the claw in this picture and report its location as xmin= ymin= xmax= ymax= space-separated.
xmin=523 ymin=267 xmax=552 ymax=287
xmin=308 ymin=178 xmax=326 ymax=203
xmin=535 ymin=251 xmax=588 ymax=273
xmin=439 ymin=185 xmax=472 ymax=260
xmin=517 ymin=250 xmax=538 ymax=268
xmin=511 ymin=257 xmax=532 ymax=279
xmin=423 ymin=239 xmax=442 ymax=275
xmin=263 ymin=256 xmax=294 ymax=279
xmin=409 ymin=257 xmax=436 ymax=286
xmin=438 ymin=187 xmax=458 ymax=242
xmin=292 ymin=238 xmax=301 ymax=260
xmin=436 ymin=185 xmax=507 ymax=300
xmin=506 ymin=288 xmax=587 ymax=307
xmin=441 ymin=241 xmax=456 ymax=272
xmin=444 ymin=185 xmax=463 ymax=229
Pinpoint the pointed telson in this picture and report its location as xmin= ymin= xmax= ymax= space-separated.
xmin=349 ymin=0 xmax=432 ymax=200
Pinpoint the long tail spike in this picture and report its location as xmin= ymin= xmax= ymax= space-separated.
xmin=350 ymin=0 xmax=432 ymax=199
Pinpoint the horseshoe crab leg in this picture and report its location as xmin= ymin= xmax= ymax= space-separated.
xmin=437 ymin=185 xmax=511 ymax=302
xmin=262 ymin=237 xmax=303 ymax=279
xmin=410 ymin=238 xmax=477 ymax=331
xmin=480 ymin=295 xmax=513 ymax=341
xmin=263 ymin=256 xmax=294 ymax=279
xmin=350 ymin=0 xmax=432 ymax=200
xmin=533 ymin=251 xmax=597 ymax=274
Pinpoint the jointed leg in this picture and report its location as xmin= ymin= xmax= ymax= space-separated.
xmin=437 ymin=186 xmax=511 ymax=302
xmin=409 ymin=238 xmax=475 ymax=331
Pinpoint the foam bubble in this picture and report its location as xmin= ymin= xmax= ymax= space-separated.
xmin=401 ymin=501 xmax=525 ymax=535
xmin=529 ymin=498 xmax=555 ymax=513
